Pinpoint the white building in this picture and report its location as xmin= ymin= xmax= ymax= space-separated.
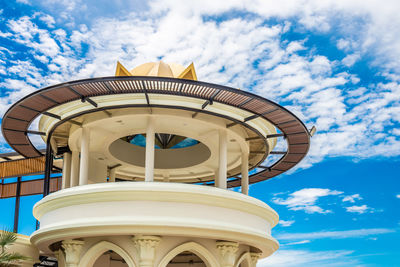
xmin=1 ymin=61 xmax=312 ymax=267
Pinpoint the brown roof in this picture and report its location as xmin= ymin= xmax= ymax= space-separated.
xmin=1 ymin=76 xmax=311 ymax=187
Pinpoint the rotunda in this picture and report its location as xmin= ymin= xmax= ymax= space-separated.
xmin=1 ymin=61 xmax=313 ymax=267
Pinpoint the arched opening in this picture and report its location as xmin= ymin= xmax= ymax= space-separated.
xmin=167 ymin=251 xmax=206 ymax=267
xmin=93 ymin=250 xmax=129 ymax=267
xmin=158 ymin=242 xmax=218 ymax=267
xmin=78 ymin=241 xmax=135 ymax=267
xmin=235 ymin=252 xmax=251 ymax=267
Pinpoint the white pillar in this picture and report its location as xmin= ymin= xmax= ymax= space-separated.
xmin=79 ymin=127 xmax=90 ymax=186
xmin=145 ymin=117 xmax=155 ymax=182
xmin=218 ymin=129 xmax=227 ymax=189
xmin=214 ymin=169 xmax=220 ymax=188
xmin=70 ymin=151 xmax=80 ymax=187
xmin=241 ymin=152 xmax=249 ymax=195
xmin=109 ymin=168 xmax=116 ymax=182
xmin=62 ymin=152 xmax=72 ymax=189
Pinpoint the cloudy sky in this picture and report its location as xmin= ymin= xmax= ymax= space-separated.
xmin=0 ymin=0 xmax=399 ymax=266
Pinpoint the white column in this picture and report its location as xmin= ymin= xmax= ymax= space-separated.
xmin=70 ymin=150 xmax=80 ymax=187
xmin=79 ymin=127 xmax=90 ymax=186
xmin=145 ymin=117 xmax=155 ymax=182
xmin=218 ymin=129 xmax=227 ymax=189
xmin=61 ymin=239 xmax=84 ymax=267
xmin=109 ymin=168 xmax=116 ymax=182
xmin=214 ymin=169 xmax=220 ymax=188
xmin=62 ymin=152 xmax=72 ymax=189
xmin=241 ymin=152 xmax=249 ymax=195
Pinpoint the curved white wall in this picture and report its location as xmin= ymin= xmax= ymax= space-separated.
xmin=31 ymin=182 xmax=279 ymax=258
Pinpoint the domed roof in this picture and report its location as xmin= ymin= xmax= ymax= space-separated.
xmin=115 ymin=61 xmax=197 ymax=80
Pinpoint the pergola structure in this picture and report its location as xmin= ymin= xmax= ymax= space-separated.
xmin=1 ymin=61 xmax=313 ymax=267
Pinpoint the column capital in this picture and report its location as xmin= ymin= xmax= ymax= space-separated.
xmin=61 ymin=239 xmax=84 ymax=267
xmin=216 ymin=241 xmax=239 ymax=267
xmin=132 ymin=235 xmax=161 ymax=267
xmin=249 ymin=252 xmax=262 ymax=267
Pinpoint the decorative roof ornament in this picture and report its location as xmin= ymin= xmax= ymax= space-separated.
xmin=115 ymin=61 xmax=197 ymax=80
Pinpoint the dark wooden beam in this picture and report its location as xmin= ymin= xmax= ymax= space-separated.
xmin=266 ymin=133 xmax=285 ymax=139
xmin=244 ymin=114 xmax=259 ymax=122
xmin=67 ymin=86 xmax=82 ymax=97
xmin=13 ymin=176 xmax=21 ymax=233
xmin=39 ymin=94 xmax=59 ymax=104
xmin=141 ymin=80 xmax=150 ymax=105
xmin=270 ymin=151 xmax=286 ymax=155
xmin=201 ymin=89 xmax=221 ymax=109
xmin=43 ymin=140 xmax=53 ymax=197
xmin=43 ymin=112 xmax=61 ymax=120
xmin=277 ymin=120 xmax=296 ymax=126
xmin=82 ymin=97 xmax=98 ymax=108
xmin=26 ymin=130 xmax=46 ymax=136
xmin=238 ymin=98 xmax=253 ymax=107
xmin=245 ymin=136 xmax=260 ymax=141
xmin=109 ymin=164 xmax=122 ymax=170
xmin=227 ymin=122 xmax=237 ymax=128
xmin=68 ymin=120 xmax=82 ymax=127
xmin=7 ymin=116 xmax=30 ymax=122
xmin=103 ymin=82 xmax=114 ymax=92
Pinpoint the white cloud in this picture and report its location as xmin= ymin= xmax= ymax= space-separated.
xmin=278 ymin=220 xmax=295 ymax=227
xmin=277 ymin=228 xmax=394 ymax=241
xmin=342 ymin=53 xmax=360 ymax=67
xmin=0 ymin=1 xmax=399 ymax=168
xmin=38 ymin=14 xmax=56 ymax=28
xmin=397 ymin=194 xmax=400 ymax=199
xmin=272 ymin=188 xmax=343 ymax=214
xmin=258 ymin=249 xmax=358 ymax=267
xmin=342 ymin=194 xmax=362 ymax=203
xmin=284 ymin=240 xmax=310 ymax=246
xmin=345 ymin=205 xmax=370 ymax=214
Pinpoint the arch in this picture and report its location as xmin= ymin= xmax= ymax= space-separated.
xmin=78 ymin=240 xmax=135 ymax=267
xmin=234 ymin=252 xmax=252 ymax=267
xmin=158 ymin=242 xmax=219 ymax=267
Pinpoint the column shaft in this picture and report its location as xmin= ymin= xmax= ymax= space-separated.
xmin=145 ymin=117 xmax=155 ymax=182
xmin=241 ymin=152 xmax=249 ymax=195
xmin=109 ymin=168 xmax=116 ymax=182
xmin=218 ymin=129 xmax=227 ymax=189
xmin=214 ymin=169 xmax=220 ymax=188
xmin=79 ymin=127 xmax=90 ymax=186
xmin=70 ymin=151 xmax=80 ymax=187
xmin=62 ymin=152 xmax=72 ymax=189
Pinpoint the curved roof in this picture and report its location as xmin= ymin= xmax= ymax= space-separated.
xmin=1 ymin=76 xmax=311 ymax=187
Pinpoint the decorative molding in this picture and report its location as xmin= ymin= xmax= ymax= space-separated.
xmin=249 ymin=252 xmax=262 ymax=267
xmin=216 ymin=241 xmax=239 ymax=267
xmin=61 ymin=239 xmax=84 ymax=267
xmin=133 ymin=235 xmax=161 ymax=267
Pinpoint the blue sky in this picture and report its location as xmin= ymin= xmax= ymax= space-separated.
xmin=0 ymin=0 xmax=399 ymax=266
